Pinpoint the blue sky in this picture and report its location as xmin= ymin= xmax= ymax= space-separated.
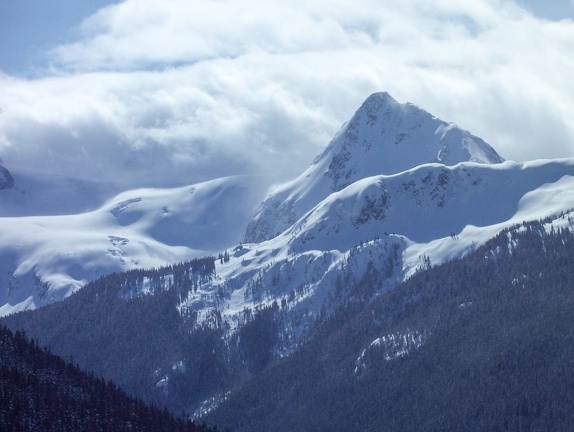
xmin=2 ymin=0 xmax=573 ymax=75
xmin=517 ymin=0 xmax=574 ymax=20
xmin=0 ymin=1 xmax=117 ymax=74
xmin=1 ymin=0 xmax=574 ymax=189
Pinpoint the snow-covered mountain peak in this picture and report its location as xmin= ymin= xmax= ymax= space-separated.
xmin=322 ymin=91 xmax=503 ymax=191
xmin=4 ymin=90 xmax=573 ymax=336
xmin=244 ymin=91 xmax=504 ymax=243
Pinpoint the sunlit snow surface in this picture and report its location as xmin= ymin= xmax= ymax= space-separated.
xmin=1 ymin=92 xmax=574 ymax=326
xmin=0 ymin=175 xmax=268 ymax=316
xmin=354 ymin=329 xmax=429 ymax=378
xmin=187 ymin=158 xmax=574 ymax=336
xmin=244 ymin=92 xmax=503 ymax=243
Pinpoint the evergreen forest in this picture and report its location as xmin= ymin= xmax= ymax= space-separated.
xmin=205 ymin=221 xmax=574 ymax=431
xmin=0 ymin=324 xmax=218 ymax=432
xmin=4 ymin=222 xmax=574 ymax=431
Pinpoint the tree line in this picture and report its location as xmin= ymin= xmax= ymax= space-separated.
xmin=0 ymin=324 xmax=220 ymax=432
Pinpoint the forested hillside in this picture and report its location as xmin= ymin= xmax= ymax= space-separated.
xmin=2 ymin=257 xmax=230 ymax=415
xmin=5 ymin=219 xmax=574 ymax=431
xmin=2 ymin=255 xmax=288 ymax=417
xmin=0 ymin=324 xmax=217 ymax=432
xmin=205 ymin=220 xmax=574 ymax=431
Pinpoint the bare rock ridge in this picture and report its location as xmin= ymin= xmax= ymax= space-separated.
xmin=244 ymin=92 xmax=504 ymax=243
xmin=0 ymin=159 xmax=14 ymax=190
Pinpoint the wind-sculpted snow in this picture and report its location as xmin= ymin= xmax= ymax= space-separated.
xmin=245 ymin=92 xmax=503 ymax=243
xmin=0 ymin=175 xmax=268 ymax=316
xmin=286 ymin=159 xmax=574 ymax=254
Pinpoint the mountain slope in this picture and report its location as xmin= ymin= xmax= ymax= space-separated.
xmin=245 ymin=92 xmax=503 ymax=243
xmin=205 ymin=221 xmax=574 ymax=431
xmin=285 ymin=158 xmax=574 ymax=256
xmin=179 ymin=158 xmax=574 ymax=344
xmin=2 ymin=92 xmax=573 ymax=357
xmin=0 ymin=324 xmax=216 ymax=432
xmin=2 ymin=91 xmax=566 ymax=321
xmin=0 ymin=175 xmax=268 ymax=316
xmin=2 ymin=91 xmax=574 ymax=420
xmin=2 ymin=257 xmax=227 ymax=417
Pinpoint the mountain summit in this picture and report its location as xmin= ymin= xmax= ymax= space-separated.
xmin=245 ymin=92 xmax=504 ymax=243
xmin=321 ymin=92 xmax=503 ymax=190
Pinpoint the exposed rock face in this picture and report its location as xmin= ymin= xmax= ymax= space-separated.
xmin=0 ymin=161 xmax=14 ymax=190
xmin=244 ymin=92 xmax=504 ymax=243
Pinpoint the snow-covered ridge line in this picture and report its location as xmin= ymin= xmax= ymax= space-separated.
xmin=0 ymin=175 xmax=268 ymax=316
xmin=174 ymin=158 xmax=574 ymax=337
xmin=245 ymin=92 xmax=503 ymax=243
xmin=1 ymin=91 xmax=573 ymax=324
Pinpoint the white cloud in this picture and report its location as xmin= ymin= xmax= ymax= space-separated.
xmin=1 ymin=0 xmax=574 ymax=193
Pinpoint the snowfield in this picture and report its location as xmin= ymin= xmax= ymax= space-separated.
xmin=0 ymin=175 xmax=268 ymax=315
xmin=1 ymin=92 xmax=574 ymax=330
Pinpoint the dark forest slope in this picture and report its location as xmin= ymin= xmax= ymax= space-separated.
xmin=206 ymin=221 xmax=574 ymax=431
xmin=1 ymin=257 xmax=229 ymax=416
xmin=0 ymin=324 xmax=217 ymax=432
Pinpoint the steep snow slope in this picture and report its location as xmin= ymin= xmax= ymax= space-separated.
xmin=178 ymin=158 xmax=574 ymax=340
xmin=245 ymin=92 xmax=503 ymax=243
xmin=0 ymin=175 xmax=268 ymax=316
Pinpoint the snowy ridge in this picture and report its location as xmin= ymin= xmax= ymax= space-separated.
xmin=176 ymin=158 xmax=574 ymax=339
xmin=0 ymin=175 xmax=267 ymax=316
xmin=245 ymin=92 xmax=503 ymax=243
xmin=1 ymin=91 xmax=574 ymax=333
xmin=289 ymin=159 xmax=574 ymax=251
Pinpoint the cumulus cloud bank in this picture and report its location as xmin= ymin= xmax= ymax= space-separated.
xmin=1 ymin=0 xmax=574 ymax=190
